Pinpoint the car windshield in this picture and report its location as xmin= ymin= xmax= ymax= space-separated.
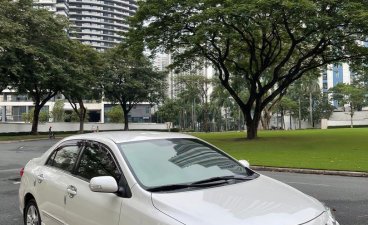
xmin=118 ymin=138 xmax=254 ymax=190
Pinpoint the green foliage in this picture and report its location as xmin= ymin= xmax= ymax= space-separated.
xmin=39 ymin=111 xmax=49 ymax=123
xmin=330 ymin=83 xmax=367 ymax=112
xmin=0 ymin=0 xmax=23 ymax=91
xmin=64 ymin=111 xmax=89 ymax=123
xmin=132 ymin=0 xmax=368 ymax=139
xmin=313 ymin=94 xmax=334 ymax=120
xmin=156 ymin=99 xmax=181 ymax=125
xmin=22 ymin=112 xmax=31 ymax=123
xmin=102 ymin=43 xmax=167 ymax=130
xmin=0 ymin=0 xmax=71 ymax=133
xmin=107 ymin=106 xmax=124 ymax=123
xmin=287 ymin=75 xmax=334 ymax=126
xmin=52 ymin=100 xmax=65 ymax=122
xmin=173 ymin=74 xmax=212 ymax=131
xmin=22 ymin=109 xmax=49 ymax=123
xmin=62 ymin=40 xmax=102 ymax=132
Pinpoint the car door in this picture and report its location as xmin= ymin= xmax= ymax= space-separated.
xmin=34 ymin=141 xmax=83 ymax=225
xmin=65 ymin=141 xmax=123 ymax=225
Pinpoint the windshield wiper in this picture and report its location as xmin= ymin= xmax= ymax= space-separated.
xmin=147 ymin=175 xmax=256 ymax=192
xmin=146 ymin=183 xmax=203 ymax=192
xmin=189 ymin=175 xmax=254 ymax=185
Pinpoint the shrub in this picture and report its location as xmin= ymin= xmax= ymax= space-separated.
xmin=107 ymin=106 xmax=124 ymax=123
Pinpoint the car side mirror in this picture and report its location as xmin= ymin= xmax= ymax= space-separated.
xmin=239 ymin=160 xmax=250 ymax=168
xmin=89 ymin=176 xmax=118 ymax=193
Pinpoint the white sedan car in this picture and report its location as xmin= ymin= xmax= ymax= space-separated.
xmin=19 ymin=132 xmax=339 ymax=225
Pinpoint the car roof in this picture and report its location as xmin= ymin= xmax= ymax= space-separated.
xmin=63 ymin=131 xmax=197 ymax=144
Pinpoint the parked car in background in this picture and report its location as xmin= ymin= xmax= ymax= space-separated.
xmin=19 ymin=132 xmax=339 ymax=225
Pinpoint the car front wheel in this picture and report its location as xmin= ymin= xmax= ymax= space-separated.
xmin=24 ymin=199 xmax=41 ymax=225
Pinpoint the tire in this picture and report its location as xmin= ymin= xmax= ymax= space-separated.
xmin=24 ymin=199 xmax=41 ymax=225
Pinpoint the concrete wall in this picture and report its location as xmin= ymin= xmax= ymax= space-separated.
xmin=0 ymin=122 xmax=167 ymax=133
xmin=327 ymin=120 xmax=368 ymax=127
xmin=327 ymin=111 xmax=368 ymax=127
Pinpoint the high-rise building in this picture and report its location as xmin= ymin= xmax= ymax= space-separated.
xmin=68 ymin=0 xmax=138 ymax=51
xmin=33 ymin=0 xmax=138 ymax=51
xmin=33 ymin=0 xmax=69 ymax=17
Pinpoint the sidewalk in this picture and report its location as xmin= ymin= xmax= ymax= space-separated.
xmin=252 ymin=166 xmax=368 ymax=177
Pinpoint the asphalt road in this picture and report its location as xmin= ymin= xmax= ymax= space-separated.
xmin=0 ymin=139 xmax=367 ymax=225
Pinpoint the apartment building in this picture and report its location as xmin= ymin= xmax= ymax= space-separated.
xmin=68 ymin=0 xmax=138 ymax=51
xmin=33 ymin=0 xmax=138 ymax=51
xmin=33 ymin=0 xmax=69 ymax=17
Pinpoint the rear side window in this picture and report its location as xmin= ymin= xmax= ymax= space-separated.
xmin=75 ymin=142 xmax=120 ymax=181
xmin=46 ymin=146 xmax=80 ymax=173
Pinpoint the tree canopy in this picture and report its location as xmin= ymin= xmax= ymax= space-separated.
xmin=0 ymin=0 xmax=70 ymax=133
xmin=132 ymin=0 xmax=368 ymax=139
xmin=102 ymin=44 xmax=167 ymax=130
xmin=63 ymin=40 xmax=102 ymax=133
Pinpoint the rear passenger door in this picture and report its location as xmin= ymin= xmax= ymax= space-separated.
xmin=35 ymin=140 xmax=83 ymax=225
xmin=64 ymin=141 xmax=123 ymax=225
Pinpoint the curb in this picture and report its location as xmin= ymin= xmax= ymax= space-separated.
xmin=251 ymin=166 xmax=368 ymax=177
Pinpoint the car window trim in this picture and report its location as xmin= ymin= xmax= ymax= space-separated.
xmin=72 ymin=140 xmax=123 ymax=182
xmin=44 ymin=139 xmax=85 ymax=174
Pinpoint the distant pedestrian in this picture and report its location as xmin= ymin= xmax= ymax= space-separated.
xmin=96 ymin=126 xmax=99 ymax=132
xmin=48 ymin=126 xmax=54 ymax=139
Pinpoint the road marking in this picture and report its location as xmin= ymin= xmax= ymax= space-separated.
xmin=0 ymin=168 xmax=20 ymax=174
xmin=357 ymin=215 xmax=368 ymax=218
xmin=286 ymin=181 xmax=331 ymax=187
xmin=13 ymin=181 xmax=21 ymax=185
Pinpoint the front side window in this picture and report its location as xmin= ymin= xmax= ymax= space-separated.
xmin=46 ymin=145 xmax=80 ymax=172
xmin=75 ymin=142 xmax=120 ymax=181
xmin=119 ymin=139 xmax=254 ymax=190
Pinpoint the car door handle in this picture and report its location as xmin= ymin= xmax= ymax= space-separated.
xmin=67 ymin=185 xmax=77 ymax=198
xmin=36 ymin=174 xmax=45 ymax=183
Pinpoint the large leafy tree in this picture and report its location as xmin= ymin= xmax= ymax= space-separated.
xmin=156 ymin=99 xmax=181 ymax=126
xmin=0 ymin=0 xmax=26 ymax=91
xmin=63 ymin=40 xmax=102 ymax=133
xmin=102 ymin=44 xmax=167 ymax=130
xmin=1 ymin=0 xmax=70 ymax=134
xmin=132 ymin=0 xmax=368 ymax=139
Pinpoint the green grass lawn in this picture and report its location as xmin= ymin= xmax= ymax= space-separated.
xmin=193 ymin=129 xmax=368 ymax=172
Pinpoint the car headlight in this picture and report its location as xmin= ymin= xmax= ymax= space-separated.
xmin=325 ymin=206 xmax=339 ymax=225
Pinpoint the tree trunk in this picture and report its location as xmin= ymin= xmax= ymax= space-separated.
xmin=78 ymin=100 xmax=86 ymax=133
xmin=31 ymin=105 xmax=41 ymax=135
xmin=203 ymin=103 xmax=210 ymax=132
xmin=123 ymin=108 xmax=129 ymax=131
xmin=225 ymin=107 xmax=228 ymax=131
xmin=309 ymin=92 xmax=313 ymax=128
xmin=261 ymin=109 xmax=272 ymax=130
xmin=350 ymin=103 xmax=354 ymax=128
xmin=280 ymin=109 xmax=285 ymax=129
xmin=289 ymin=112 xmax=292 ymax=130
xmin=246 ymin=119 xmax=258 ymax=139
xmin=78 ymin=108 xmax=86 ymax=134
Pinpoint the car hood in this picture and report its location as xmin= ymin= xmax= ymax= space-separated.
xmin=151 ymin=175 xmax=325 ymax=225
